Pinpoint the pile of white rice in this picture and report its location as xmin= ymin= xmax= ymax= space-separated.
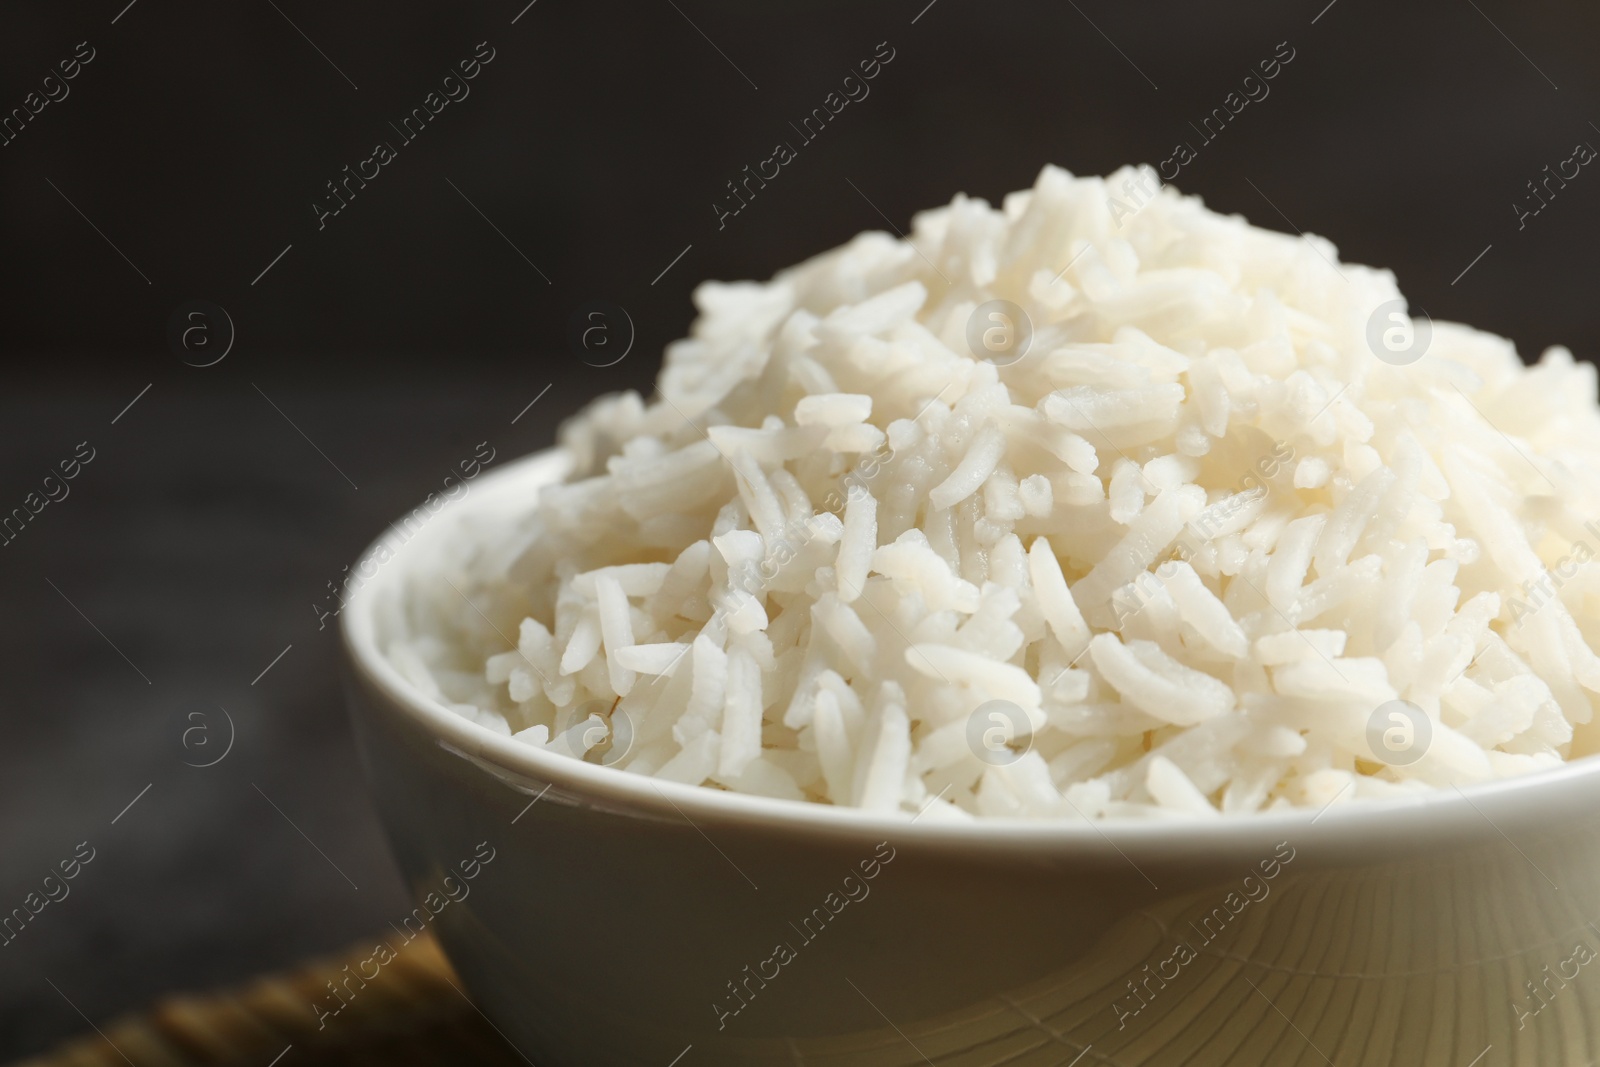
xmin=391 ymin=165 xmax=1600 ymax=820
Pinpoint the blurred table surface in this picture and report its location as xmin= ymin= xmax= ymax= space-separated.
xmin=0 ymin=377 xmax=587 ymax=1061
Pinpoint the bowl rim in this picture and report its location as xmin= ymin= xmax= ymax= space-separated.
xmin=340 ymin=445 xmax=1600 ymax=848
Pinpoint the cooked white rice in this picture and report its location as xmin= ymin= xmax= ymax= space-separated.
xmin=392 ymin=164 xmax=1600 ymax=820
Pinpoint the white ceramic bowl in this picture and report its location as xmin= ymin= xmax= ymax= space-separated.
xmin=342 ymin=448 xmax=1600 ymax=1066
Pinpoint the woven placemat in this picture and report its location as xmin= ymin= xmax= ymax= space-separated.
xmin=10 ymin=932 xmax=525 ymax=1067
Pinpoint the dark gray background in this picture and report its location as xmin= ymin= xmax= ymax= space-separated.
xmin=3 ymin=0 xmax=1597 ymax=1059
